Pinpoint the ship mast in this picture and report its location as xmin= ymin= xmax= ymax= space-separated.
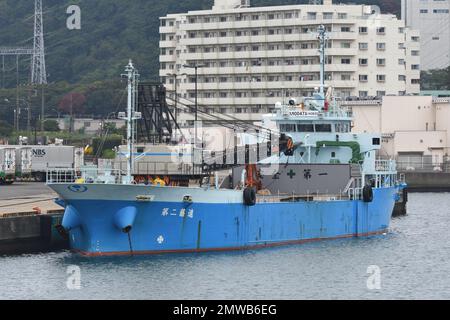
xmin=120 ymin=60 xmax=140 ymax=184
xmin=317 ymin=25 xmax=327 ymax=96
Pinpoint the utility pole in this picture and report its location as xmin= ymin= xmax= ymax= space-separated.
xmin=182 ymin=63 xmax=204 ymax=173
xmin=41 ymin=85 xmax=45 ymax=131
xmin=16 ymin=55 xmax=19 ymax=131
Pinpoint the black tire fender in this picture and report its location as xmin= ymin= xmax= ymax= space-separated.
xmin=362 ymin=185 xmax=373 ymax=203
xmin=243 ymin=187 xmax=256 ymax=206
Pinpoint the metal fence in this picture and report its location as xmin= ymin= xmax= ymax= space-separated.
xmin=395 ymin=155 xmax=450 ymax=173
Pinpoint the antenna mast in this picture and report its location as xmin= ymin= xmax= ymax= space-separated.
xmin=120 ymin=60 xmax=141 ymax=184
xmin=317 ymin=25 xmax=327 ymax=95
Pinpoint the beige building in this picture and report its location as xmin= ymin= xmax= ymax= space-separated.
xmin=160 ymin=0 xmax=421 ymax=124
xmin=51 ymin=118 xmax=125 ymax=135
xmin=402 ymin=0 xmax=450 ymax=70
xmin=347 ymin=96 xmax=450 ymax=166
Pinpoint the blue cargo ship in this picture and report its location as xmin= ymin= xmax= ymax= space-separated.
xmin=47 ymin=26 xmax=405 ymax=256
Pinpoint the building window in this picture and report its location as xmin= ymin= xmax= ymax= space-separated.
xmin=341 ymin=58 xmax=351 ymax=64
xmin=398 ymin=75 xmax=406 ymax=81
xmin=307 ymin=12 xmax=317 ymax=20
xmin=376 ymin=43 xmax=386 ymax=50
xmin=359 ymin=26 xmax=368 ymax=34
xmin=341 ymin=26 xmax=351 ymax=32
xmin=359 ymin=91 xmax=368 ymax=97
xmin=359 ymin=75 xmax=368 ymax=82
xmin=359 ymin=58 xmax=368 ymax=66
xmin=323 ymin=12 xmax=333 ymax=19
xmin=376 ymin=91 xmax=385 ymax=96
xmin=338 ymin=13 xmax=347 ymax=19
xmin=359 ymin=43 xmax=368 ymax=50
xmin=377 ymin=74 xmax=386 ymax=82
xmin=411 ymin=50 xmax=419 ymax=56
xmin=376 ymin=27 xmax=385 ymax=34
xmin=376 ymin=58 xmax=386 ymax=66
xmin=433 ymin=9 xmax=449 ymax=14
xmin=411 ymin=64 xmax=420 ymax=70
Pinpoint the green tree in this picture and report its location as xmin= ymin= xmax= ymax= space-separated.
xmin=0 ymin=120 xmax=13 ymax=137
xmin=421 ymin=67 xmax=450 ymax=90
xmin=42 ymin=119 xmax=60 ymax=132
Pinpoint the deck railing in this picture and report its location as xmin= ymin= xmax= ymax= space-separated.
xmin=46 ymin=167 xmax=126 ymax=184
xmin=374 ymin=159 xmax=396 ymax=172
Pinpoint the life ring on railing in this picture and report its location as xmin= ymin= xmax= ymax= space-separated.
xmin=243 ymin=187 xmax=256 ymax=206
xmin=362 ymin=185 xmax=373 ymax=203
xmin=153 ymin=177 xmax=166 ymax=187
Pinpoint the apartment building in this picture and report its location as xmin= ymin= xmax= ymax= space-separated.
xmin=402 ymin=0 xmax=450 ymax=70
xmin=160 ymin=0 xmax=421 ymax=123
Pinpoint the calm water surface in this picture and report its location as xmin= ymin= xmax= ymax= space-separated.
xmin=1 ymin=192 xmax=449 ymax=300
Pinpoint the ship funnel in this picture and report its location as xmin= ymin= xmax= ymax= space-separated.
xmin=61 ymin=205 xmax=82 ymax=231
xmin=114 ymin=206 xmax=137 ymax=233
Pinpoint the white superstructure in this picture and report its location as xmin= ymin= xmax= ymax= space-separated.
xmin=160 ymin=0 xmax=421 ymax=123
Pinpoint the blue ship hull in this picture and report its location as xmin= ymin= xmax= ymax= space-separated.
xmin=49 ymin=184 xmax=397 ymax=256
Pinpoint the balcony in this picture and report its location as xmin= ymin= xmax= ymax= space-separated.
xmin=159 ymin=40 xmax=177 ymax=48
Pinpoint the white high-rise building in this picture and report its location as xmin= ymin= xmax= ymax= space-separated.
xmin=160 ymin=0 xmax=421 ymax=122
xmin=402 ymin=0 xmax=450 ymax=71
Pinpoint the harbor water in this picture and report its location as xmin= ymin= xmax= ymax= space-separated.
xmin=0 ymin=192 xmax=449 ymax=300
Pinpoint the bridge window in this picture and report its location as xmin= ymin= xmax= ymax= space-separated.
xmin=297 ymin=124 xmax=314 ymax=132
xmin=335 ymin=123 xmax=350 ymax=133
xmin=280 ymin=124 xmax=296 ymax=132
xmin=315 ymin=124 xmax=332 ymax=132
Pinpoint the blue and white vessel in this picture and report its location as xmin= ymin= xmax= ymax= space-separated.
xmin=47 ymin=26 xmax=405 ymax=256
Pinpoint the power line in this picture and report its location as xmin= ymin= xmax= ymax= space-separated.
xmin=0 ymin=0 xmax=47 ymax=85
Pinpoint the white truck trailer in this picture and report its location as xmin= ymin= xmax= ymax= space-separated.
xmin=0 ymin=146 xmax=16 ymax=184
xmin=14 ymin=146 xmax=32 ymax=179
xmin=28 ymin=145 xmax=84 ymax=181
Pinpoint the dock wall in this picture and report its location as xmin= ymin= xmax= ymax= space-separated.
xmin=0 ymin=213 xmax=68 ymax=255
xmin=403 ymin=172 xmax=450 ymax=192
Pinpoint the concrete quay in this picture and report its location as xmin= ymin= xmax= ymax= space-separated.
xmin=0 ymin=183 xmax=68 ymax=255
